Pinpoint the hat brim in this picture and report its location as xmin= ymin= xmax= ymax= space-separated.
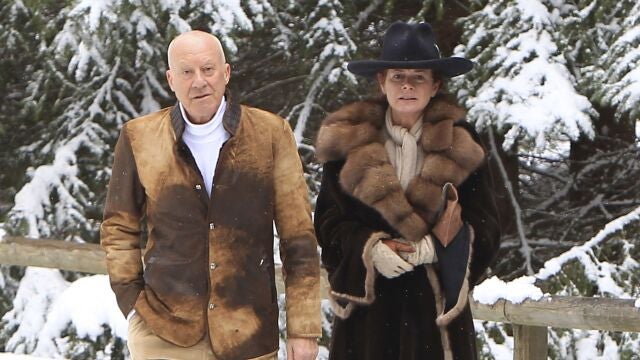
xmin=347 ymin=57 xmax=473 ymax=78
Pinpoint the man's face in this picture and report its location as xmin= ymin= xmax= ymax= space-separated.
xmin=166 ymin=33 xmax=230 ymax=124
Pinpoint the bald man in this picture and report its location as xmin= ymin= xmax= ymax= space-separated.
xmin=101 ymin=31 xmax=321 ymax=360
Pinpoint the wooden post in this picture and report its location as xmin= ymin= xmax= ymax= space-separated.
xmin=513 ymin=325 xmax=548 ymax=360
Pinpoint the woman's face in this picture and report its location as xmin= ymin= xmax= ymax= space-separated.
xmin=377 ymin=69 xmax=440 ymax=121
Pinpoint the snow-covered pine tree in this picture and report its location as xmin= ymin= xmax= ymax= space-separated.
xmin=539 ymin=3 xmax=640 ymax=357
xmin=557 ymin=0 xmax=639 ymax=224
xmin=290 ymin=0 xmax=364 ymax=143
xmin=518 ymin=0 xmax=640 ymax=257
xmin=0 ymin=0 xmax=71 ymax=220
xmin=453 ymin=1 xmax=640 ymax=357
xmin=594 ymin=2 xmax=640 ymax=122
xmin=593 ymin=1 xmax=640 ymax=121
xmin=451 ymin=0 xmax=600 ymax=276
xmin=0 ymin=0 xmax=73 ymax=344
xmin=0 ymin=0 xmax=31 ymax=210
xmin=7 ymin=1 xmax=166 ymax=241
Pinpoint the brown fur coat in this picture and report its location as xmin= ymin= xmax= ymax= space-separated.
xmin=314 ymin=98 xmax=500 ymax=360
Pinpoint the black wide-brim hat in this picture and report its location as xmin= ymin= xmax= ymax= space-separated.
xmin=347 ymin=21 xmax=473 ymax=78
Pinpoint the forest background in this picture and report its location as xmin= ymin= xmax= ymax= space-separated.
xmin=0 ymin=0 xmax=638 ymax=359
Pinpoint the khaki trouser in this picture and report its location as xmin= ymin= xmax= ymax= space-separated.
xmin=127 ymin=314 xmax=278 ymax=360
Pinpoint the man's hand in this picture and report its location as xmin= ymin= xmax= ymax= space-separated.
xmin=286 ymin=337 xmax=318 ymax=360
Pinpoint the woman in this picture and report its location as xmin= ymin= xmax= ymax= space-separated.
xmin=314 ymin=21 xmax=501 ymax=360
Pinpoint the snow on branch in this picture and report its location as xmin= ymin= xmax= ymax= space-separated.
xmin=474 ymin=203 xmax=640 ymax=305
xmin=293 ymin=58 xmax=337 ymax=142
xmin=536 ymin=205 xmax=640 ymax=282
xmin=292 ymin=0 xmax=383 ymax=142
xmin=454 ymin=0 xmax=596 ymax=150
xmin=10 ymin=134 xmax=95 ymax=239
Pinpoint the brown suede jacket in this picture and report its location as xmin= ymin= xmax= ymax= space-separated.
xmin=101 ymin=97 xmax=321 ymax=360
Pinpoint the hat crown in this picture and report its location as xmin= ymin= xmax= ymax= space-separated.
xmin=380 ymin=22 xmax=440 ymax=62
xmin=346 ymin=21 xmax=473 ymax=78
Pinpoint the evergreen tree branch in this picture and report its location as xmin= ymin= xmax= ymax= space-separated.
xmin=488 ymin=125 xmax=534 ymax=275
xmin=243 ymin=75 xmax=308 ymax=101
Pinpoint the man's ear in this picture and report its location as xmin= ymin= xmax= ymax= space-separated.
xmin=166 ymin=69 xmax=175 ymax=91
xmin=224 ymin=63 xmax=231 ymax=84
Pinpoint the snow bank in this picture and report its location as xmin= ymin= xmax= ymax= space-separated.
xmin=3 ymin=268 xmax=68 ymax=354
xmin=38 ymin=275 xmax=127 ymax=342
xmin=473 ymin=276 xmax=543 ymax=305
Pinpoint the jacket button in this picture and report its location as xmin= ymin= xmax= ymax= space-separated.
xmin=208 ymin=303 xmax=215 ymax=310
xmin=210 ymin=262 xmax=217 ymax=270
xmin=195 ymin=184 xmax=202 ymax=190
xmin=209 ymin=223 xmax=215 ymax=230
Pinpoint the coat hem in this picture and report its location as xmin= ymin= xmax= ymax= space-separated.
xmin=425 ymin=225 xmax=475 ymax=360
xmin=329 ymin=231 xmax=388 ymax=319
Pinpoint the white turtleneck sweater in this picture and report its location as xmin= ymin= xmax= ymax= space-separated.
xmin=180 ymin=97 xmax=230 ymax=196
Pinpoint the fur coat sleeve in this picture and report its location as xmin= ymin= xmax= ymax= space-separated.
xmin=314 ymin=160 xmax=382 ymax=303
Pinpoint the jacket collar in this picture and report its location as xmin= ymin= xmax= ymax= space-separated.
xmin=170 ymin=90 xmax=242 ymax=140
xmin=315 ymin=97 xmax=484 ymax=241
xmin=315 ymin=97 xmax=468 ymax=163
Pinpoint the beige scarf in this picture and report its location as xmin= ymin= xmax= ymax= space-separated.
xmin=384 ymin=108 xmax=424 ymax=190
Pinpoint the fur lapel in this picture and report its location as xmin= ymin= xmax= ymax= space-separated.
xmin=316 ymin=98 xmax=485 ymax=241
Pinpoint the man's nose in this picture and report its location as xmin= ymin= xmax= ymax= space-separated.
xmin=192 ymin=71 xmax=207 ymax=87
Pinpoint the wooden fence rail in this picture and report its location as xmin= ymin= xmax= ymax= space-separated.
xmin=2 ymin=237 xmax=640 ymax=360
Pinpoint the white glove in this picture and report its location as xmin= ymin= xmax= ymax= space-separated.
xmin=398 ymin=235 xmax=437 ymax=266
xmin=370 ymin=241 xmax=414 ymax=278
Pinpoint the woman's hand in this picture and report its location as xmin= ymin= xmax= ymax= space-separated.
xmin=371 ymin=239 xmax=415 ymax=278
xmin=382 ymin=239 xmax=415 ymax=254
xmin=398 ymin=235 xmax=437 ymax=265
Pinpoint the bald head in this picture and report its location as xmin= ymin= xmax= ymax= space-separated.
xmin=167 ymin=31 xmax=226 ymax=70
xmin=166 ymin=30 xmax=231 ymax=124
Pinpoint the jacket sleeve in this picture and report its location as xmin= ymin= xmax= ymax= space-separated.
xmin=314 ymin=160 xmax=385 ymax=313
xmin=272 ymin=119 xmax=321 ymax=338
xmin=100 ymin=126 xmax=146 ymax=317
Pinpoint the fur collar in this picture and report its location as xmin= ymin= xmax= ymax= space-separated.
xmin=315 ymin=98 xmax=485 ymax=241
